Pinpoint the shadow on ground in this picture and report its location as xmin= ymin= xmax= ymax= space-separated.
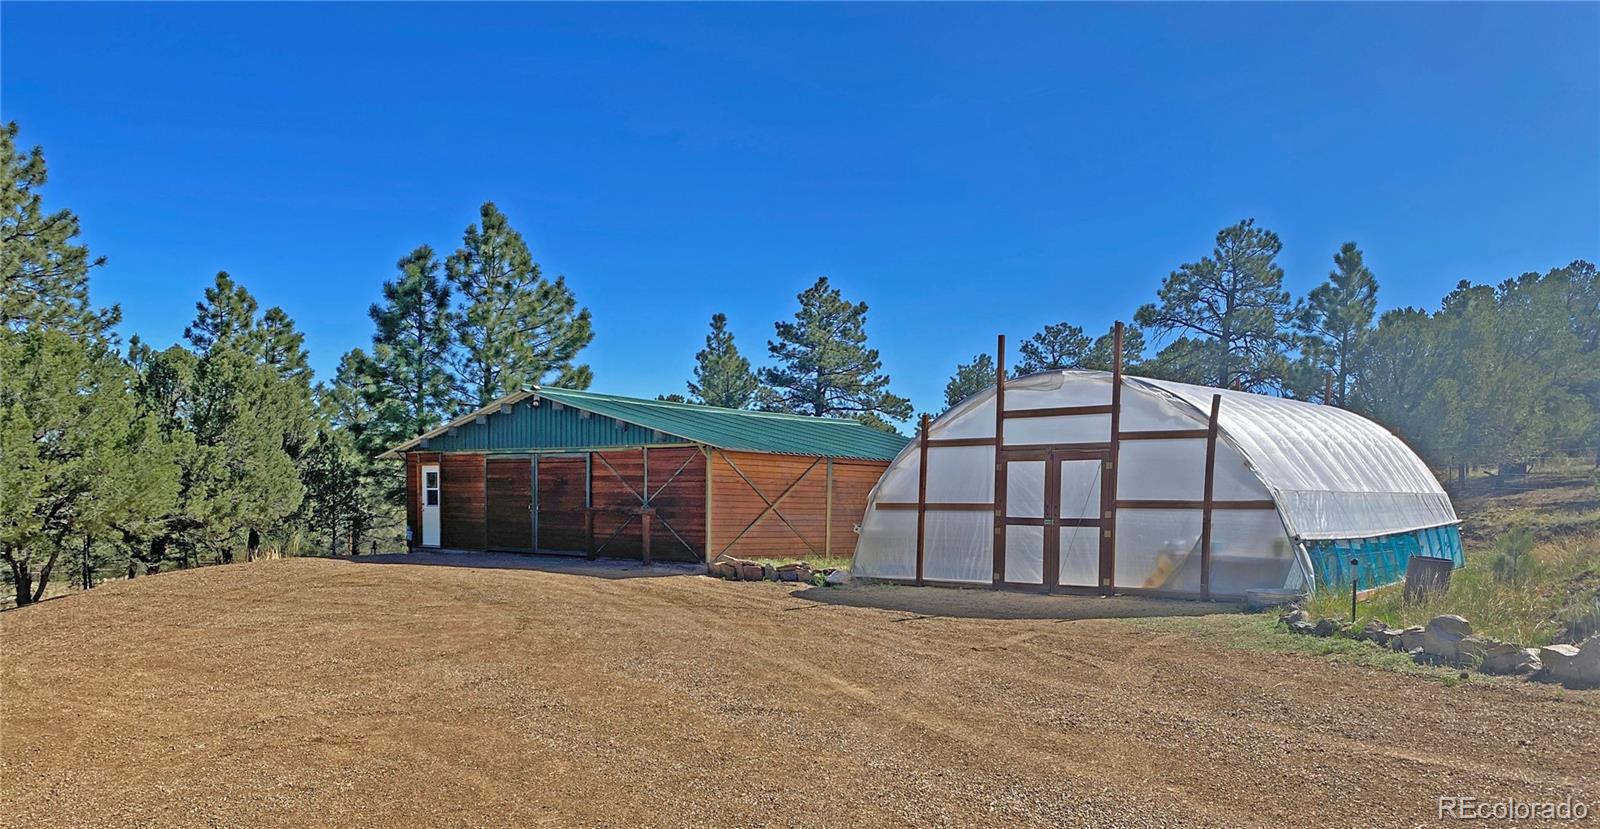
xmin=337 ymin=550 xmax=704 ymax=580
xmin=791 ymin=583 xmax=1248 ymax=621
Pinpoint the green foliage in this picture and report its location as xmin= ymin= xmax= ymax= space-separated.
xmin=1289 ymin=242 xmax=1378 ymax=405
xmin=1489 ymin=526 xmax=1537 ymax=587
xmin=761 ymin=277 xmax=911 ymax=422
xmin=1015 ymin=322 xmax=1089 ymax=375
xmin=448 ymin=201 xmax=593 ymax=406
xmin=1136 ymin=219 xmax=1292 ymax=390
xmin=0 ymin=121 xmax=118 ymax=338
xmin=688 ymin=313 xmax=761 ymax=409
xmin=943 ymin=352 xmax=994 ymax=411
xmin=1083 ymin=323 xmax=1144 ymax=372
xmin=368 ymin=244 xmax=454 ymax=440
xmin=0 ymin=330 xmax=177 ymax=604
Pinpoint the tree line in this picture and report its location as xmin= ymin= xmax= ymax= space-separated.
xmin=3 ymin=120 xmax=1595 ymax=605
xmin=0 ymin=123 xmax=909 ymax=605
xmin=940 ymin=220 xmax=1599 ymax=485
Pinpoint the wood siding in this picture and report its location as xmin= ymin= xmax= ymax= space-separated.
xmin=589 ymin=447 xmax=704 ymax=562
xmin=537 ymin=456 xmax=589 ymax=553
xmin=485 ymin=457 xmax=534 ymax=552
xmin=709 ymin=451 xmax=888 ymax=559
xmin=439 ymin=453 xmax=486 ymax=549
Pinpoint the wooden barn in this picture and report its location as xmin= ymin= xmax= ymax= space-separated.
xmin=380 ymin=387 xmax=907 ymax=563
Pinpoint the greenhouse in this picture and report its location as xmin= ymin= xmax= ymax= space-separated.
xmin=853 ymin=353 xmax=1462 ymax=599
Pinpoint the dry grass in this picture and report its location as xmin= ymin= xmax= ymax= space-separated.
xmin=1305 ymin=464 xmax=1600 ymax=646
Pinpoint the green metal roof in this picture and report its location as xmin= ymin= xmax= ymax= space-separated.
xmin=535 ymin=387 xmax=909 ymax=460
xmin=380 ymin=386 xmax=909 ymax=461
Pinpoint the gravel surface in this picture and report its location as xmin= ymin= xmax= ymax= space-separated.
xmin=3 ymin=556 xmax=1597 ymax=828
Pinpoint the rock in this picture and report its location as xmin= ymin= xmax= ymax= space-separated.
xmin=1279 ymin=607 xmax=1309 ymax=627
xmin=1479 ymin=642 xmax=1543 ymax=676
xmin=1538 ymin=636 xmax=1600 ymax=689
xmin=1455 ymin=635 xmax=1491 ymax=667
xmin=824 ymin=569 xmax=851 ymax=586
xmin=1311 ymin=618 xmax=1345 ymax=637
xmin=737 ymin=563 xmax=766 ymax=581
xmin=707 ymin=560 xmax=738 ymax=580
xmin=1422 ymin=615 xmax=1473 ymax=662
xmin=1354 ymin=619 xmax=1388 ymax=642
xmin=1392 ymin=626 xmax=1427 ymax=652
xmin=760 ymin=562 xmax=777 ymax=581
xmin=1288 ymin=620 xmax=1316 ymax=636
xmin=1373 ymin=627 xmax=1405 ymax=647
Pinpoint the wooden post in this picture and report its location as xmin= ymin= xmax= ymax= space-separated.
xmin=1101 ymin=321 xmax=1124 ymax=595
xmin=1200 ymin=393 xmax=1222 ymax=601
xmin=991 ymin=334 xmax=1007 ymax=586
xmin=640 ymin=509 xmax=653 ymax=566
xmin=1324 ymin=375 xmax=1334 ymax=407
xmin=703 ymin=447 xmax=715 ymax=563
xmin=824 ymin=457 xmax=834 ymax=558
xmin=916 ymin=413 xmax=930 ymax=586
xmin=585 ymin=508 xmax=597 ymax=560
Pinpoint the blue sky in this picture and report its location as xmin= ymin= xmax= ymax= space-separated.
xmin=3 ymin=2 xmax=1596 ymax=420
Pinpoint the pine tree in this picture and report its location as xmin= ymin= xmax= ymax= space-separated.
xmin=1291 ymin=242 xmax=1378 ymax=405
xmin=1015 ymin=322 xmax=1090 ymax=375
xmin=687 ymin=313 xmax=760 ymax=409
xmin=447 ymin=202 xmax=593 ymax=406
xmin=369 ymin=244 xmax=454 ymax=437
xmin=1 ymin=330 xmax=177 ymax=605
xmin=183 ymin=272 xmax=259 ymax=355
xmin=943 ymin=353 xmax=995 ymax=411
xmin=1083 ymin=323 xmax=1145 ymax=372
xmin=0 ymin=121 xmax=118 ymax=338
xmin=760 ymin=277 xmax=912 ymax=422
xmin=1135 ymin=219 xmax=1292 ymax=390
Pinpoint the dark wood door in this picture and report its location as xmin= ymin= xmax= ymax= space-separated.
xmin=537 ymin=455 xmax=589 ymax=553
xmin=485 ymin=458 xmax=534 ymax=552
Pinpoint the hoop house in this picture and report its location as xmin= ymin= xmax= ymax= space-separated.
xmin=853 ymin=369 xmax=1461 ymax=599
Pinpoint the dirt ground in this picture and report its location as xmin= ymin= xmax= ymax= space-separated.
xmin=3 ymin=554 xmax=1597 ymax=828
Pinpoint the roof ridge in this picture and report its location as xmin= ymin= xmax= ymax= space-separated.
xmin=533 ymin=386 xmax=890 ymax=427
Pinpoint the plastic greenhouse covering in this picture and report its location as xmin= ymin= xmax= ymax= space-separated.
xmin=853 ymin=370 xmax=1460 ymax=597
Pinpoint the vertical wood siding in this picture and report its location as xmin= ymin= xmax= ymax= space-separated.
xmin=537 ymin=456 xmax=589 ymax=552
xmin=485 ymin=457 xmax=534 ymax=552
xmin=710 ymin=451 xmax=888 ymax=559
xmin=439 ymin=453 xmax=486 ymax=549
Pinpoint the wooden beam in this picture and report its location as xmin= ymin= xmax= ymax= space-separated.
xmin=1200 ymin=393 xmax=1221 ymax=602
xmin=916 ymin=413 xmax=930 ymax=586
xmin=1100 ymin=322 xmax=1123 ymax=594
xmin=1002 ymin=404 xmax=1115 ymax=419
xmin=926 ymin=436 xmax=995 ymax=448
xmin=824 ymin=458 xmax=834 ymax=558
xmin=1116 ymin=499 xmax=1276 ymax=510
xmin=877 ymin=501 xmax=991 ymax=511
xmin=991 ymin=334 xmax=1007 ymax=586
xmin=1123 ymin=430 xmax=1206 ymax=442
xmin=703 ymin=447 xmax=715 ymax=563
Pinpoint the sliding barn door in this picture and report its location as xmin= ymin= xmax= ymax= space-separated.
xmin=485 ymin=457 xmax=534 ymax=552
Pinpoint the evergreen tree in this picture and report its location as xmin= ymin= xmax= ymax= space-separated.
xmin=687 ymin=313 xmax=760 ymax=409
xmin=1 ymin=330 xmax=177 ymax=605
xmin=1015 ymin=322 xmax=1090 ymax=375
xmin=1135 ymin=219 xmax=1292 ymax=390
xmin=1290 ymin=242 xmax=1378 ymax=405
xmin=0 ymin=121 xmax=118 ymax=338
xmin=1083 ymin=324 xmax=1145 ymax=372
xmin=182 ymin=272 xmax=259 ymax=355
xmin=943 ymin=353 xmax=995 ymax=411
xmin=447 ymin=202 xmax=593 ymax=406
xmin=760 ymin=277 xmax=912 ymax=422
xmin=369 ymin=244 xmax=454 ymax=438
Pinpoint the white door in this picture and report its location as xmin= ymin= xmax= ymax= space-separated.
xmin=420 ymin=464 xmax=441 ymax=547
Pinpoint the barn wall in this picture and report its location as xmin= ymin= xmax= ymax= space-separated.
xmin=439 ymin=453 xmax=486 ymax=549
xmin=405 ymin=452 xmax=440 ymax=549
xmin=709 ymin=451 xmax=888 ymax=560
xmin=589 ymin=447 xmax=704 ymax=562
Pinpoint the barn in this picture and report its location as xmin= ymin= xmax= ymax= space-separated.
xmin=380 ymin=387 xmax=906 ymax=563
xmin=852 ymin=333 xmax=1463 ymax=599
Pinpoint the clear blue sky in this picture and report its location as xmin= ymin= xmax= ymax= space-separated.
xmin=4 ymin=2 xmax=1597 ymax=420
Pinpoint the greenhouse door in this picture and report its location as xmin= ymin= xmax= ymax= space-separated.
xmin=1047 ymin=455 xmax=1105 ymax=589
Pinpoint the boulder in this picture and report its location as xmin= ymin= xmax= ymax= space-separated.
xmin=1354 ymin=619 xmax=1389 ymax=643
xmin=1455 ymin=635 xmax=1491 ymax=667
xmin=1539 ymin=636 xmax=1600 ymax=689
xmin=1288 ymin=620 xmax=1316 ymax=636
xmin=1279 ymin=607 xmax=1309 ymax=628
xmin=1479 ymin=642 xmax=1543 ymax=676
xmin=737 ymin=563 xmax=767 ymax=582
xmin=1311 ymin=618 xmax=1346 ymax=637
xmin=824 ymin=569 xmax=851 ymax=586
xmin=1391 ymin=626 xmax=1427 ymax=652
xmin=707 ymin=560 xmax=738 ymax=580
xmin=1422 ymin=615 xmax=1473 ymax=663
